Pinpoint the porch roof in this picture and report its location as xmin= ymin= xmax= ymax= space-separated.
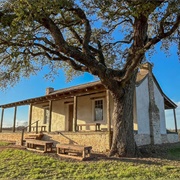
xmin=0 ymin=81 xmax=105 ymax=108
xmin=0 ymin=78 xmax=177 ymax=109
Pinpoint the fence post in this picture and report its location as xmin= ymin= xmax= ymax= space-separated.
xmin=21 ymin=129 xmax=24 ymax=146
xmin=36 ymin=121 xmax=38 ymax=134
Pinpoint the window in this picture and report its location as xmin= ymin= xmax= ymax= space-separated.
xmin=94 ymin=100 xmax=103 ymax=121
xmin=43 ymin=108 xmax=49 ymax=124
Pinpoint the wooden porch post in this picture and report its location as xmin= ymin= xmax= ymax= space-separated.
xmin=106 ymin=90 xmax=112 ymax=149
xmin=13 ymin=106 xmax=17 ymax=132
xmin=48 ymin=100 xmax=52 ymax=132
xmin=173 ymin=108 xmax=178 ymax=133
xmin=0 ymin=108 xmax=4 ymax=133
xmin=28 ymin=104 xmax=33 ymax=132
xmin=73 ymin=96 xmax=77 ymax=132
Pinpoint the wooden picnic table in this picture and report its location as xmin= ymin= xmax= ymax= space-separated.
xmin=26 ymin=139 xmax=53 ymax=153
xmin=56 ymin=144 xmax=92 ymax=160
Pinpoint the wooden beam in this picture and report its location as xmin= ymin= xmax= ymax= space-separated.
xmin=48 ymin=100 xmax=53 ymax=132
xmin=13 ymin=106 xmax=17 ymax=132
xmin=90 ymin=96 xmax=106 ymax=100
xmin=106 ymin=90 xmax=112 ymax=149
xmin=173 ymin=109 xmax=178 ymax=133
xmin=73 ymin=96 xmax=78 ymax=132
xmin=0 ymin=108 xmax=4 ymax=132
xmin=28 ymin=104 xmax=33 ymax=132
xmin=64 ymin=101 xmax=74 ymax=104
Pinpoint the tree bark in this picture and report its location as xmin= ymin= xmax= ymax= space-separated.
xmin=108 ymin=71 xmax=139 ymax=157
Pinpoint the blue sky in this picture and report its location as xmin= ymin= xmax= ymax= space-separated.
xmin=0 ymin=45 xmax=179 ymax=129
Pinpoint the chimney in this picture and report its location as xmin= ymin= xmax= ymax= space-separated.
xmin=139 ymin=62 xmax=153 ymax=76
xmin=46 ymin=87 xmax=54 ymax=95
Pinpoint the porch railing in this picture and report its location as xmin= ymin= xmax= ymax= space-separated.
xmin=21 ymin=120 xmax=39 ymax=146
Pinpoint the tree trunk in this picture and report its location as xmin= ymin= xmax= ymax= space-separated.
xmin=108 ymin=71 xmax=139 ymax=157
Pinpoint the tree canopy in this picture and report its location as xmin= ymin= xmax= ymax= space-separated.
xmin=0 ymin=0 xmax=179 ymax=88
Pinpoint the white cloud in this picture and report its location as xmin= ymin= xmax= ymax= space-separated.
xmin=3 ymin=120 xmax=28 ymax=128
xmin=16 ymin=120 xmax=28 ymax=127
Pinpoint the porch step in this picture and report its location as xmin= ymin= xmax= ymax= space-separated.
xmin=25 ymin=133 xmax=44 ymax=140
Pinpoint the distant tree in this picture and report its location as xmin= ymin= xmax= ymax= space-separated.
xmin=0 ymin=0 xmax=179 ymax=157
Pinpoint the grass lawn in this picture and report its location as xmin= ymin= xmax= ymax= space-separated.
xmin=0 ymin=143 xmax=179 ymax=179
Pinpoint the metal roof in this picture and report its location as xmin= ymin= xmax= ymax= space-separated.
xmin=0 ymin=75 xmax=177 ymax=109
xmin=0 ymin=81 xmax=104 ymax=108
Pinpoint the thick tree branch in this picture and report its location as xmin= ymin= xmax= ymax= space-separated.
xmin=119 ymin=12 xmax=180 ymax=84
xmin=145 ymin=13 xmax=180 ymax=50
xmin=69 ymin=8 xmax=92 ymax=54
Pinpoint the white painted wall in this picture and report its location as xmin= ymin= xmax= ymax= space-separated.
xmin=135 ymin=77 xmax=150 ymax=134
xmin=31 ymin=92 xmax=109 ymax=131
xmin=153 ymin=81 xmax=167 ymax=134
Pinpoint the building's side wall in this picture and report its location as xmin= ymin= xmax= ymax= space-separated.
xmin=31 ymin=105 xmax=44 ymax=123
xmin=51 ymin=100 xmax=66 ymax=131
xmin=31 ymin=101 xmax=67 ymax=132
xmin=135 ymin=77 xmax=150 ymax=135
xmin=153 ymin=81 xmax=167 ymax=134
xmin=77 ymin=92 xmax=107 ymax=129
xmin=31 ymin=91 xmax=112 ymax=132
xmin=133 ymin=92 xmax=138 ymax=131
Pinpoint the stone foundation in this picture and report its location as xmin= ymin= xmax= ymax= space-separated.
xmin=0 ymin=132 xmax=178 ymax=152
xmin=0 ymin=131 xmax=110 ymax=152
xmin=167 ymin=133 xmax=179 ymax=143
xmin=0 ymin=132 xmax=29 ymax=144
xmin=134 ymin=134 xmax=151 ymax=146
xmin=42 ymin=132 xmax=110 ymax=152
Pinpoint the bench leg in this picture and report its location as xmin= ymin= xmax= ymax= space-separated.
xmin=95 ymin=125 xmax=97 ymax=131
xmin=87 ymin=149 xmax=91 ymax=157
xmin=98 ymin=125 xmax=100 ymax=131
xmin=44 ymin=145 xmax=47 ymax=152
xmin=57 ymin=147 xmax=60 ymax=154
xmin=82 ymin=150 xmax=86 ymax=158
xmin=48 ymin=144 xmax=53 ymax=152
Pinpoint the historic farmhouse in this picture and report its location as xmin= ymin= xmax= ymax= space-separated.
xmin=0 ymin=63 xmax=179 ymax=152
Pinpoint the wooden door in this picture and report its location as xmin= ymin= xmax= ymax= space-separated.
xmin=68 ymin=104 xmax=73 ymax=131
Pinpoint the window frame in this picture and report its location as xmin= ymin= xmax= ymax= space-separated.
xmin=92 ymin=98 xmax=104 ymax=122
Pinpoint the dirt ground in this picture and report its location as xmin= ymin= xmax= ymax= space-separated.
xmin=0 ymin=141 xmax=180 ymax=165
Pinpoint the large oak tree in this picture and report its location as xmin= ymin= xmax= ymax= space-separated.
xmin=0 ymin=0 xmax=179 ymax=157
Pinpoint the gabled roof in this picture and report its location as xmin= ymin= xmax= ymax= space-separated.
xmin=0 ymin=71 xmax=177 ymax=109
xmin=152 ymin=74 xmax=177 ymax=109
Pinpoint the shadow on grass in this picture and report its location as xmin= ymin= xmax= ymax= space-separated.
xmin=88 ymin=142 xmax=180 ymax=165
xmin=0 ymin=140 xmax=179 ymax=166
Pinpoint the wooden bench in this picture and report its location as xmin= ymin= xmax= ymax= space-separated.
xmin=77 ymin=123 xmax=101 ymax=131
xmin=56 ymin=144 xmax=92 ymax=160
xmin=26 ymin=139 xmax=53 ymax=153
